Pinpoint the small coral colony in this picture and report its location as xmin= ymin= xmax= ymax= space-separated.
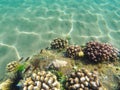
xmin=0 ymin=38 xmax=120 ymax=90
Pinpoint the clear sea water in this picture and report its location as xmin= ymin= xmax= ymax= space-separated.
xmin=0 ymin=0 xmax=120 ymax=80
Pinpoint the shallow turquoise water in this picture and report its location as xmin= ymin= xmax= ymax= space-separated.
xmin=0 ymin=0 xmax=120 ymax=79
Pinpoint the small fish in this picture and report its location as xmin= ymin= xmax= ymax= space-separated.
xmin=18 ymin=57 xmax=24 ymax=62
xmin=23 ymin=65 xmax=31 ymax=74
xmin=45 ymin=47 xmax=49 ymax=50
xmin=40 ymin=49 xmax=43 ymax=53
xmin=24 ymin=57 xmax=30 ymax=62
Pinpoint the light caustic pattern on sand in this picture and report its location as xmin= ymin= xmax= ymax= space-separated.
xmin=0 ymin=0 xmax=120 ymax=79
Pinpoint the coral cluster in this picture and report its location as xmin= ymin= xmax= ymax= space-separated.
xmin=2 ymin=38 xmax=120 ymax=90
xmin=0 ymin=79 xmax=13 ymax=90
xmin=65 ymin=69 xmax=103 ymax=90
xmin=84 ymin=41 xmax=119 ymax=62
xmin=23 ymin=71 xmax=60 ymax=90
xmin=50 ymin=38 xmax=68 ymax=49
xmin=6 ymin=61 xmax=19 ymax=72
xmin=66 ymin=45 xmax=83 ymax=59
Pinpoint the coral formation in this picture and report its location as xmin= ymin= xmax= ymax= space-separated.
xmin=6 ymin=57 xmax=27 ymax=72
xmin=23 ymin=71 xmax=60 ymax=90
xmin=84 ymin=41 xmax=119 ymax=62
xmin=65 ymin=69 xmax=103 ymax=90
xmin=6 ymin=61 xmax=19 ymax=72
xmin=0 ymin=79 xmax=13 ymax=90
xmin=1 ymin=38 xmax=120 ymax=90
xmin=66 ymin=45 xmax=84 ymax=59
xmin=50 ymin=38 xmax=68 ymax=49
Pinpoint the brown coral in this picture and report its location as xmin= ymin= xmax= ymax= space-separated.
xmin=65 ymin=69 xmax=103 ymax=90
xmin=84 ymin=41 xmax=118 ymax=62
xmin=23 ymin=71 xmax=60 ymax=90
xmin=6 ymin=61 xmax=19 ymax=72
xmin=50 ymin=38 xmax=68 ymax=49
xmin=66 ymin=45 xmax=83 ymax=59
